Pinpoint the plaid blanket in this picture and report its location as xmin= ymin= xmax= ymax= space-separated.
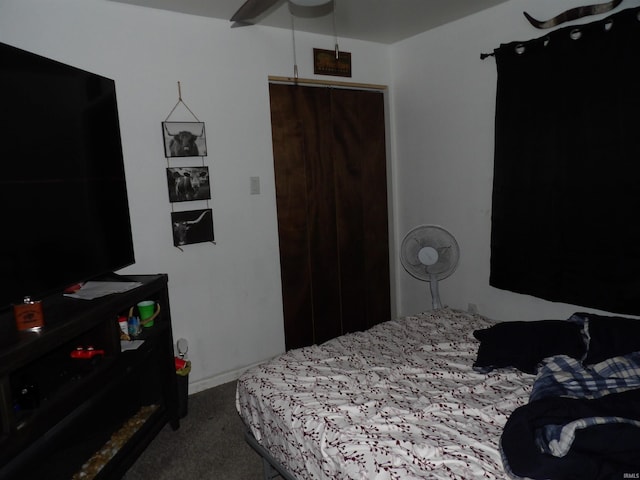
xmin=530 ymin=352 xmax=640 ymax=403
xmin=528 ymin=353 xmax=640 ymax=459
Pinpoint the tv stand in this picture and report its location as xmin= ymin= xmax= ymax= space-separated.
xmin=0 ymin=274 xmax=179 ymax=480
xmin=91 ymin=272 xmax=137 ymax=282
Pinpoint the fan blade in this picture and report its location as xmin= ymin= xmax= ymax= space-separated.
xmin=230 ymin=0 xmax=283 ymax=22
xmin=425 ymin=246 xmax=453 ymax=275
xmin=231 ymin=21 xmax=255 ymax=28
xmin=403 ymin=238 xmax=423 ymax=266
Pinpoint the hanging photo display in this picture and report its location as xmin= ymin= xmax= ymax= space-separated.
xmin=171 ymin=209 xmax=214 ymax=247
xmin=162 ymin=121 xmax=207 ymax=158
xmin=166 ymin=166 xmax=211 ymax=203
xmin=163 ymin=83 xmax=215 ymax=249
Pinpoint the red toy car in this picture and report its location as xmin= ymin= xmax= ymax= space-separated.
xmin=70 ymin=346 xmax=105 ymax=359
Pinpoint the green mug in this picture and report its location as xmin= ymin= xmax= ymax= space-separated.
xmin=137 ymin=300 xmax=156 ymax=327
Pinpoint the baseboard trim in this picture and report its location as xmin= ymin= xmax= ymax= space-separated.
xmin=187 ymin=360 xmax=267 ymax=395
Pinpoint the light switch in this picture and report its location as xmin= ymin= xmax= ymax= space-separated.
xmin=250 ymin=176 xmax=260 ymax=195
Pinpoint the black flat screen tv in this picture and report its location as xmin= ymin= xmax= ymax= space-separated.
xmin=0 ymin=42 xmax=135 ymax=310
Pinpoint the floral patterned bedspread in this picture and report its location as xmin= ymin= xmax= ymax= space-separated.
xmin=236 ymin=308 xmax=533 ymax=480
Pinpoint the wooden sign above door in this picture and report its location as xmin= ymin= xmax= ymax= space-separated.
xmin=313 ymin=48 xmax=352 ymax=77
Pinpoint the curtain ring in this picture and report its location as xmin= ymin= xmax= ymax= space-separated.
xmin=569 ymin=29 xmax=582 ymax=40
xmin=515 ymin=44 xmax=526 ymax=54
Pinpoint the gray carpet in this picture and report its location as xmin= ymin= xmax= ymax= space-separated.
xmin=123 ymin=380 xmax=265 ymax=479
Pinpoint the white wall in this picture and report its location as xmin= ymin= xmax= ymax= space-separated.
xmin=391 ymin=0 xmax=640 ymax=321
xmin=0 ymin=0 xmax=392 ymax=393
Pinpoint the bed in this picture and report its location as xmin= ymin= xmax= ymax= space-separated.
xmin=236 ymin=308 xmax=533 ymax=479
xmin=236 ymin=308 xmax=640 ymax=479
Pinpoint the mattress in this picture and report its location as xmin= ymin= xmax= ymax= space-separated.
xmin=236 ymin=308 xmax=533 ymax=479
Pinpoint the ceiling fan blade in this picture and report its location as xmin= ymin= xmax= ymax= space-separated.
xmin=230 ymin=0 xmax=283 ymax=23
xmin=231 ymin=21 xmax=255 ymax=28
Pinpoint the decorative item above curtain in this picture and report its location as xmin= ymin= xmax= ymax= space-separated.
xmin=490 ymin=7 xmax=640 ymax=315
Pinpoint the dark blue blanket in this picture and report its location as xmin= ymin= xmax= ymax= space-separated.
xmin=500 ymin=386 xmax=640 ymax=480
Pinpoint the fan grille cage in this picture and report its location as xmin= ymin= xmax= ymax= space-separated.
xmin=400 ymin=225 xmax=460 ymax=281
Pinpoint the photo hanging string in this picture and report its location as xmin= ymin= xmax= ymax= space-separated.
xmin=162 ymin=81 xmax=215 ymax=251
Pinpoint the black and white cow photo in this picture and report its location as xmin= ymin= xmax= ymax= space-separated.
xmin=162 ymin=121 xmax=207 ymax=158
xmin=171 ymin=209 xmax=214 ymax=247
xmin=166 ymin=166 xmax=211 ymax=203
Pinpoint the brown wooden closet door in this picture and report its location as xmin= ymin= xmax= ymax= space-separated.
xmin=270 ymin=83 xmax=390 ymax=350
xmin=331 ymin=88 xmax=390 ymax=334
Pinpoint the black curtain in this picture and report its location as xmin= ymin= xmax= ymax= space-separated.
xmin=490 ymin=7 xmax=640 ymax=315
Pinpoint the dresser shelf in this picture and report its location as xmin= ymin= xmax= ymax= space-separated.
xmin=0 ymin=274 xmax=179 ymax=480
